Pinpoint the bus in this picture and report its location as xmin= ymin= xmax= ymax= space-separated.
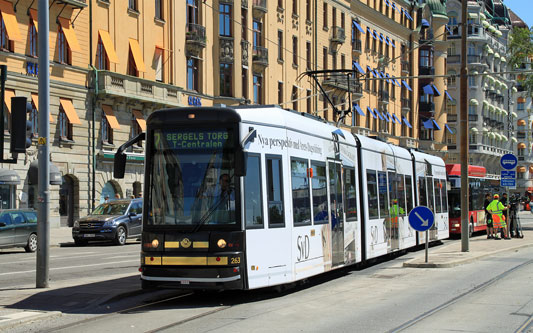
xmin=114 ymin=106 xmax=448 ymax=290
xmin=446 ymin=164 xmax=500 ymax=236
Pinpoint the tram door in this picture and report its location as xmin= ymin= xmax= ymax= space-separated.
xmin=388 ymin=171 xmax=400 ymax=251
xmin=328 ymin=160 xmax=344 ymax=267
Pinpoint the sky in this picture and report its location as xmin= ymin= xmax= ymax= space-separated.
xmin=504 ymin=0 xmax=533 ymax=28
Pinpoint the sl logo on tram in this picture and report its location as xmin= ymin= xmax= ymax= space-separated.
xmin=297 ymin=235 xmax=310 ymax=261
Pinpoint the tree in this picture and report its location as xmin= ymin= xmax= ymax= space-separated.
xmin=508 ymin=27 xmax=533 ymax=96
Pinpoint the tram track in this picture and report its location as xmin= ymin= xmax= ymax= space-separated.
xmin=388 ymin=258 xmax=533 ymax=333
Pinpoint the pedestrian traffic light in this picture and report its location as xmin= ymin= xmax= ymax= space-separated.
xmin=10 ymin=96 xmax=32 ymax=153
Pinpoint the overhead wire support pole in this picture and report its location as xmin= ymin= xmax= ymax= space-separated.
xmin=460 ymin=0 xmax=469 ymax=252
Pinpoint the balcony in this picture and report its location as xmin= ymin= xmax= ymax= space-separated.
xmin=467 ymin=54 xmax=482 ymax=64
xmin=517 ymin=132 xmax=526 ymax=139
xmin=401 ymin=61 xmax=410 ymax=73
xmin=252 ymin=0 xmax=267 ymax=17
xmin=419 ymin=66 xmax=435 ymax=76
xmin=401 ymin=98 xmax=411 ymax=111
xmin=468 ymin=114 xmax=479 ymax=122
xmin=467 ymin=24 xmax=484 ymax=39
xmin=57 ymin=0 xmax=87 ymax=9
xmin=96 ymin=71 xmax=181 ymax=108
xmin=252 ymin=45 xmax=268 ymax=68
xmin=378 ymin=90 xmax=389 ymax=105
xmin=447 ymin=55 xmax=460 ymax=64
xmin=352 ymin=39 xmax=362 ymax=54
xmin=447 ymin=114 xmax=458 ymax=122
xmin=420 ymin=101 xmax=435 ymax=112
xmin=186 ymin=24 xmax=206 ymax=55
xmin=420 ymin=30 xmax=434 ymax=43
xmin=330 ymin=26 xmax=346 ymax=45
xmin=322 ymin=77 xmax=362 ymax=95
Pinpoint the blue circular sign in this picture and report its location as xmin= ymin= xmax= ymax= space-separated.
xmin=500 ymin=154 xmax=517 ymax=170
xmin=408 ymin=206 xmax=435 ymax=232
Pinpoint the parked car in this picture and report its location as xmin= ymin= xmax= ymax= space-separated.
xmin=0 ymin=209 xmax=38 ymax=252
xmin=72 ymin=198 xmax=142 ymax=246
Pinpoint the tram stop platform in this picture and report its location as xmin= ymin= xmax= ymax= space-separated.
xmin=403 ymin=211 xmax=533 ymax=268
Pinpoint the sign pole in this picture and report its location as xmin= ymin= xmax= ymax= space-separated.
xmin=425 ymin=230 xmax=429 ymax=263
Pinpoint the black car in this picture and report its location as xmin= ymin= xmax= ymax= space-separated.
xmin=72 ymin=199 xmax=142 ymax=246
xmin=0 ymin=209 xmax=38 ymax=252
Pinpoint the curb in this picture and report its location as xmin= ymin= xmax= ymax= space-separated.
xmin=403 ymin=242 xmax=533 ymax=268
xmin=0 ymin=311 xmax=62 ymax=331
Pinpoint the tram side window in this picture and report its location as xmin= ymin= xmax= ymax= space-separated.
xmin=427 ymin=177 xmax=435 ymax=212
xmin=244 ymin=155 xmax=264 ymax=229
xmin=311 ymin=162 xmax=328 ymax=224
xmin=266 ymin=156 xmax=285 ymax=227
xmin=434 ymin=178 xmax=442 ymax=214
xmin=441 ymin=179 xmax=448 ymax=213
xmin=419 ymin=176 xmax=427 ymax=207
xmin=405 ymin=175 xmax=414 ymax=214
xmin=397 ymin=174 xmax=407 ymax=216
xmin=291 ymin=158 xmax=311 ymax=226
xmin=366 ymin=170 xmax=379 ymax=219
xmin=344 ymin=167 xmax=357 ymax=221
xmin=378 ymin=171 xmax=388 ymax=218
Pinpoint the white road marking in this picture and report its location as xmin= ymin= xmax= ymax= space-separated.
xmin=0 ymin=259 xmax=139 ymax=276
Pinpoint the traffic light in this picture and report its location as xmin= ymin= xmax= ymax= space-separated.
xmin=10 ymin=96 xmax=32 ymax=153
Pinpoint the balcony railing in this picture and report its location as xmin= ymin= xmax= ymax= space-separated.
xmin=330 ymin=26 xmax=346 ymax=44
xmin=186 ymin=24 xmax=207 ymax=47
xmin=252 ymin=45 xmax=268 ymax=67
xmin=420 ymin=101 xmax=435 ymax=112
xmin=401 ymin=61 xmax=410 ymax=73
xmin=447 ymin=114 xmax=458 ymax=122
xmin=401 ymin=98 xmax=410 ymax=110
xmin=467 ymin=24 xmax=482 ymax=36
xmin=252 ymin=0 xmax=267 ymax=16
xmin=419 ymin=66 xmax=434 ymax=75
xmin=447 ymin=55 xmax=460 ymax=63
xmin=379 ymin=90 xmax=389 ymax=104
xmin=352 ymin=39 xmax=362 ymax=53
xmin=468 ymin=114 xmax=479 ymax=122
xmin=322 ymin=77 xmax=362 ymax=93
xmin=467 ymin=54 xmax=481 ymax=64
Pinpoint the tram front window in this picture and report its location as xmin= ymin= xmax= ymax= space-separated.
xmin=148 ymin=128 xmax=237 ymax=227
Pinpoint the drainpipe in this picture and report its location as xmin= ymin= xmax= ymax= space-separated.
xmin=89 ymin=0 xmax=95 ymax=212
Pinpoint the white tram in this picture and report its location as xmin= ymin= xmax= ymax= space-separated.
xmin=114 ymin=106 xmax=449 ymax=290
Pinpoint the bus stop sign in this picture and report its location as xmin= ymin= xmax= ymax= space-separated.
xmin=500 ymin=154 xmax=517 ymax=170
xmin=408 ymin=206 xmax=435 ymax=232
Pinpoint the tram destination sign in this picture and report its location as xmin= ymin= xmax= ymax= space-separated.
xmin=156 ymin=129 xmax=232 ymax=150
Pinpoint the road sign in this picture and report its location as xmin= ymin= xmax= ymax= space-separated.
xmin=500 ymin=154 xmax=517 ymax=170
xmin=501 ymin=170 xmax=516 ymax=187
xmin=408 ymin=206 xmax=435 ymax=232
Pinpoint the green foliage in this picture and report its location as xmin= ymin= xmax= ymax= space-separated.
xmin=509 ymin=27 xmax=533 ymax=96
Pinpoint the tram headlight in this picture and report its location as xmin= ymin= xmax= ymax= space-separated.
xmin=151 ymin=239 xmax=159 ymax=248
xmin=217 ymin=239 xmax=227 ymax=248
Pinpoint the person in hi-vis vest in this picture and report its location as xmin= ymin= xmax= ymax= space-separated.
xmin=486 ymin=194 xmax=510 ymax=240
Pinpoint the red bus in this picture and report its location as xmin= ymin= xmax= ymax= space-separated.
xmin=446 ymin=164 xmax=501 ymax=236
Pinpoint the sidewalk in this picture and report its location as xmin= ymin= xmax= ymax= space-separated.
xmin=50 ymin=226 xmax=74 ymax=247
xmin=403 ymin=211 xmax=533 ymax=268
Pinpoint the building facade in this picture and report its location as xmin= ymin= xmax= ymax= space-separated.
xmin=0 ymin=0 xmax=448 ymax=228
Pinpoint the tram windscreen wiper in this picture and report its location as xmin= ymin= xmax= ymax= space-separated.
xmin=192 ymin=189 xmax=232 ymax=232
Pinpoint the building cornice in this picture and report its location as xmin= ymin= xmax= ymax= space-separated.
xmin=350 ymin=1 xmax=415 ymax=41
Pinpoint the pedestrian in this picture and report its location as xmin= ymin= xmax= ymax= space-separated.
xmin=486 ymin=194 xmax=510 ymax=240
xmin=484 ymin=194 xmax=494 ymax=239
xmin=115 ymin=193 xmax=120 ymax=199
xmin=104 ymin=195 xmax=110 ymax=203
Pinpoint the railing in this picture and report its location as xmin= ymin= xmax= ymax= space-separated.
xmin=468 ymin=114 xmax=478 ymax=122
xmin=420 ymin=101 xmax=434 ymax=112
xmin=186 ymin=24 xmax=207 ymax=46
xmin=252 ymin=0 xmax=267 ymax=14
xmin=401 ymin=61 xmax=410 ymax=73
xmin=331 ymin=26 xmax=346 ymax=44
xmin=467 ymin=24 xmax=482 ymax=36
xmin=322 ymin=77 xmax=362 ymax=93
xmin=467 ymin=54 xmax=481 ymax=64
xmin=352 ymin=39 xmax=362 ymax=53
xmin=447 ymin=114 xmax=458 ymax=122
xmin=252 ymin=45 xmax=268 ymax=66
xmin=401 ymin=98 xmax=410 ymax=109
xmin=447 ymin=55 xmax=460 ymax=63
xmin=419 ymin=66 xmax=434 ymax=75
xmin=379 ymin=90 xmax=389 ymax=103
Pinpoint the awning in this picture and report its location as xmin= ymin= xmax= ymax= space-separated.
xmin=28 ymin=160 xmax=62 ymax=185
xmin=59 ymin=98 xmax=81 ymax=125
xmin=445 ymin=25 xmax=451 ymax=33
xmin=495 ymin=30 xmax=502 ymax=37
xmin=129 ymin=38 xmax=146 ymax=72
xmin=367 ymin=106 xmax=376 ymax=119
xmin=423 ymin=84 xmax=434 ymax=95
xmin=482 ymin=20 xmax=490 ymax=28
xmin=512 ymin=87 xmax=518 ymax=93
xmin=102 ymin=105 xmax=120 ymax=129
xmin=352 ymin=61 xmax=365 ymax=75
xmin=445 ymin=91 xmax=454 ymax=101
xmin=518 ymin=143 xmax=526 ymax=149
xmin=518 ymin=119 xmax=526 ymax=126
xmin=387 ymin=112 xmax=394 ymax=123
xmin=501 ymin=134 xmax=508 ymax=141
xmin=422 ymin=119 xmax=434 ymax=129
xmin=352 ymin=103 xmax=365 ymax=117
xmin=353 ymin=21 xmax=365 ymax=34
xmin=381 ymin=33 xmax=389 ymax=45
xmin=389 ymin=38 xmax=396 ymax=48
xmin=3 ymin=89 xmax=15 ymax=115
xmin=98 ymin=30 xmax=119 ymax=63
xmin=402 ymin=116 xmax=412 ymax=128
xmin=375 ymin=30 xmax=384 ymax=42
xmin=394 ymin=79 xmax=401 ymax=87
xmin=31 ymin=93 xmax=55 ymax=123
xmin=367 ymin=27 xmax=377 ymax=39
xmin=469 ymin=98 xmax=479 ymax=106
xmin=511 ymin=137 xmax=518 ymax=143
xmin=384 ymin=73 xmax=391 ymax=83
xmin=58 ymin=17 xmax=81 ymax=52
xmin=433 ymin=120 xmax=441 ymax=130
xmin=529 ymin=166 xmax=533 ymax=173
xmin=132 ymin=110 xmax=146 ymax=131
xmin=374 ymin=108 xmax=384 ymax=120
xmin=402 ymin=80 xmax=412 ymax=91
xmin=518 ymin=166 xmax=526 ymax=173
xmin=29 ymin=8 xmax=38 ymax=33
xmin=382 ymin=112 xmax=390 ymax=122
xmin=385 ymin=0 xmax=391 ymax=7
xmin=0 ymin=0 xmax=21 ymax=41
xmin=392 ymin=2 xmax=401 ymax=13
xmin=511 ymin=112 xmax=518 ymax=118
xmin=376 ymin=71 xmax=383 ymax=78
xmin=468 ymin=13 xmax=478 ymax=19
xmin=501 ymin=56 xmax=506 ymax=62
xmin=392 ymin=113 xmax=401 ymax=124
xmin=402 ymin=8 xmax=413 ymax=21
xmin=421 ymin=19 xmax=430 ymax=28
xmin=0 ymin=168 xmax=20 ymax=185
xmin=480 ymin=13 xmax=486 ymax=20
xmin=470 ymin=127 xmax=479 ymax=133
xmin=431 ymin=84 xmax=441 ymax=96
xmin=445 ymin=124 xmax=454 ymax=134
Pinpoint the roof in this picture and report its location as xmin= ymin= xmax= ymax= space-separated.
xmin=508 ymin=9 xmax=527 ymax=28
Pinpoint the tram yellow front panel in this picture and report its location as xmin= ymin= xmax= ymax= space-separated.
xmin=162 ymin=257 xmax=207 ymax=265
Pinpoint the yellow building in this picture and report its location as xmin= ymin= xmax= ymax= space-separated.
xmin=0 ymin=0 xmax=446 ymax=228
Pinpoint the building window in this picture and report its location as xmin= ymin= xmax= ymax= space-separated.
xmin=128 ymin=0 xmax=138 ymax=11
xmin=468 ymin=105 xmax=476 ymax=115
xmin=307 ymin=89 xmax=311 ymax=113
xmin=448 ymin=70 xmax=456 ymax=86
xmin=292 ymin=86 xmax=298 ymax=111
xmin=277 ymin=30 xmax=283 ymax=61
xmin=0 ymin=14 xmax=12 ymax=51
xmin=293 ymin=0 xmax=298 ymax=16
xmin=253 ymin=19 xmax=262 ymax=47
xmin=58 ymin=108 xmax=73 ymax=140
xmin=323 ymin=47 xmax=327 ymax=70
xmin=155 ymin=0 xmax=163 ymax=20
xmin=29 ymin=21 xmax=38 ymax=57
xmin=518 ymin=101 xmax=525 ymax=111
xmin=155 ymin=47 xmax=163 ymax=82
xmin=420 ymin=49 xmax=432 ymax=67
xmin=127 ymin=49 xmax=138 ymax=76
xmin=266 ymin=156 xmax=285 ymax=227
xmin=292 ymin=36 xmax=298 ymax=66
xmin=220 ymin=63 xmax=232 ymax=97
xmin=219 ymin=3 xmax=232 ymax=37
xmin=241 ymin=8 xmax=248 ymax=40
xmin=131 ymin=113 xmax=143 ymax=148
xmin=187 ymin=0 xmax=199 ymax=24
xmin=468 ymin=75 xmax=476 ymax=87
xmin=102 ymin=112 xmax=113 ymax=145
xmin=187 ymin=57 xmax=199 ymax=91
xmin=242 ymin=68 xmax=248 ymax=100
xmin=57 ymin=29 xmax=71 ymax=64
xmin=323 ymin=3 xmax=327 ymax=29
xmin=306 ymin=0 xmax=311 ymax=21
xmin=96 ymin=37 xmax=109 ymax=70
xmin=306 ymin=42 xmax=311 ymax=70
xmin=278 ymin=81 xmax=283 ymax=105
xmin=253 ymin=74 xmax=262 ymax=104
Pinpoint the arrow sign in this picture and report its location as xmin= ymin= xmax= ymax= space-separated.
xmin=409 ymin=206 xmax=435 ymax=232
